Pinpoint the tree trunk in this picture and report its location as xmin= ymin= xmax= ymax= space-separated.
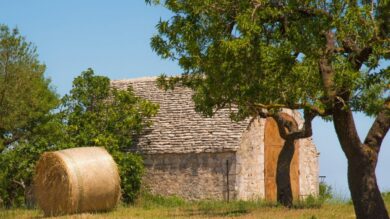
xmin=347 ymin=151 xmax=389 ymax=219
xmin=333 ymin=105 xmax=389 ymax=219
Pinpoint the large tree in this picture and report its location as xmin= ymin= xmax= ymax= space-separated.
xmin=0 ymin=24 xmax=60 ymax=207
xmin=147 ymin=0 xmax=390 ymax=218
xmin=60 ymin=68 xmax=159 ymax=203
xmin=0 ymin=25 xmax=59 ymax=153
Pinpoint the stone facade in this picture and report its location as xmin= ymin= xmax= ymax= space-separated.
xmin=235 ymin=118 xmax=265 ymax=200
xmin=298 ymin=138 xmax=320 ymax=197
xmin=112 ymin=77 xmax=319 ymax=201
xmin=143 ymin=152 xmax=236 ymax=200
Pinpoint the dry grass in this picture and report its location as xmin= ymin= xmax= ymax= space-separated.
xmin=0 ymin=203 xmax=355 ymax=219
xmin=1 ymin=193 xmax=389 ymax=219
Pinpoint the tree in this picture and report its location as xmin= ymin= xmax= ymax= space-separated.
xmin=60 ymin=68 xmax=159 ymax=203
xmin=0 ymin=114 xmax=66 ymax=207
xmin=147 ymin=1 xmax=390 ymax=218
xmin=0 ymin=25 xmax=59 ymax=152
xmin=0 ymin=25 xmax=60 ymax=207
xmin=1 ymin=68 xmax=158 ymax=207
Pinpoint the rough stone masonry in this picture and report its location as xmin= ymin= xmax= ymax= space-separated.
xmin=112 ymin=77 xmax=319 ymax=201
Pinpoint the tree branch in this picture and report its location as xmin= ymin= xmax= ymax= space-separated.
xmin=290 ymin=109 xmax=316 ymax=139
xmin=3 ymin=132 xmax=23 ymax=147
xmin=364 ymin=99 xmax=390 ymax=152
xmin=252 ymin=102 xmax=330 ymax=116
xmin=333 ymin=99 xmax=362 ymax=157
xmin=258 ymin=109 xmax=315 ymax=140
xmin=12 ymin=179 xmax=25 ymax=190
xmin=319 ymin=31 xmax=337 ymax=102
xmin=342 ymin=36 xmax=374 ymax=71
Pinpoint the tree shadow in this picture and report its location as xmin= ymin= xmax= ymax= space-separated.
xmin=276 ymin=137 xmax=295 ymax=207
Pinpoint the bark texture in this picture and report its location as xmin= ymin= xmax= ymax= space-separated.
xmin=333 ymin=102 xmax=389 ymax=219
xmin=348 ymin=154 xmax=388 ymax=219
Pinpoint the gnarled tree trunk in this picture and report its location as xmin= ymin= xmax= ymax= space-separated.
xmin=334 ymin=103 xmax=389 ymax=219
xmin=348 ymin=153 xmax=388 ymax=219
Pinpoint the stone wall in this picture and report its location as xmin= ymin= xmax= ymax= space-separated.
xmin=298 ymin=137 xmax=320 ymax=197
xmin=235 ymin=118 xmax=265 ymax=200
xmin=143 ymin=152 xmax=237 ymax=200
xmin=141 ymin=109 xmax=319 ymax=201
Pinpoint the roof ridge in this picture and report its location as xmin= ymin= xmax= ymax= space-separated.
xmin=112 ymin=76 xmax=158 ymax=82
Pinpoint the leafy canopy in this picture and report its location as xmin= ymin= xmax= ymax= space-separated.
xmin=147 ymin=0 xmax=389 ymax=119
xmin=0 ymin=24 xmax=62 ymax=207
xmin=1 ymin=67 xmax=159 ymax=207
xmin=60 ymin=68 xmax=159 ymax=203
xmin=60 ymin=68 xmax=158 ymax=150
xmin=0 ymin=25 xmax=59 ymax=152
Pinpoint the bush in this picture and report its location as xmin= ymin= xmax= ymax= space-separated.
xmin=0 ymin=119 xmax=68 ymax=208
xmin=292 ymin=182 xmax=333 ymax=209
xmin=293 ymin=195 xmax=323 ymax=209
xmin=59 ymin=69 xmax=158 ymax=204
xmin=319 ymin=182 xmax=333 ymax=201
xmin=114 ymin=152 xmax=144 ymax=203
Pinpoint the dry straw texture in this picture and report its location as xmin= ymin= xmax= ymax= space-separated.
xmin=34 ymin=147 xmax=121 ymax=216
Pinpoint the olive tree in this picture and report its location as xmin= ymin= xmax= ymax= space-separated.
xmin=147 ymin=1 xmax=390 ymax=218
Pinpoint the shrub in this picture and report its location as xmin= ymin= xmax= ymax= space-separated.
xmin=59 ymin=69 xmax=158 ymax=204
xmin=114 ymin=152 xmax=144 ymax=203
xmin=319 ymin=182 xmax=333 ymax=201
xmin=293 ymin=195 xmax=323 ymax=209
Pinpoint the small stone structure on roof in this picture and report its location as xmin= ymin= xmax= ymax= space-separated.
xmin=112 ymin=77 xmax=319 ymax=201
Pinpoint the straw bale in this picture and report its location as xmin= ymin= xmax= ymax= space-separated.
xmin=34 ymin=147 xmax=121 ymax=216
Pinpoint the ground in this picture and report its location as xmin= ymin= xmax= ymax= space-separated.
xmin=0 ymin=204 xmax=357 ymax=219
xmin=1 ymin=194 xmax=389 ymax=219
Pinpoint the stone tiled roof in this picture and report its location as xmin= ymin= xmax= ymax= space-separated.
xmin=111 ymin=77 xmax=249 ymax=154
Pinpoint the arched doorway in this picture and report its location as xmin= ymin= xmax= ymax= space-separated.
xmin=264 ymin=115 xmax=300 ymax=202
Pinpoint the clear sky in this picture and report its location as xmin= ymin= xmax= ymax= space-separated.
xmin=1 ymin=0 xmax=389 ymax=197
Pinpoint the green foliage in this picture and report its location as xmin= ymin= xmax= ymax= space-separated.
xmin=135 ymin=192 xmax=272 ymax=216
xmin=135 ymin=192 xmax=329 ymax=217
xmin=196 ymin=200 xmax=251 ymax=217
xmin=0 ymin=24 xmax=61 ymax=207
xmin=136 ymin=192 xmax=187 ymax=209
xmin=60 ymin=68 xmax=159 ymax=203
xmin=293 ymin=195 xmax=324 ymax=209
xmin=319 ymin=182 xmax=333 ymax=201
xmin=292 ymin=182 xmax=332 ymax=209
xmin=0 ymin=24 xmax=59 ymax=150
xmin=148 ymin=2 xmax=389 ymax=213
xmin=0 ymin=62 xmax=158 ymax=206
xmin=148 ymin=0 xmax=389 ymax=119
xmin=114 ymin=152 xmax=144 ymax=203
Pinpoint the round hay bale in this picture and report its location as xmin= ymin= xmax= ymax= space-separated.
xmin=34 ymin=147 xmax=121 ymax=216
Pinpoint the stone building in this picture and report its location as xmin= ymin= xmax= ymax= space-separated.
xmin=112 ymin=77 xmax=319 ymax=201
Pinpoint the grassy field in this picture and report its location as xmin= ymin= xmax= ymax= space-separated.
xmin=1 ymin=193 xmax=389 ymax=219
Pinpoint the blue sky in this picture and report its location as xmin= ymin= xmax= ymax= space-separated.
xmin=1 ymin=0 xmax=389 ymax=197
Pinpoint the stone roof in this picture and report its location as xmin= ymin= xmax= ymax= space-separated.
xmin=111 ymin=77 xmax=249 ymax=154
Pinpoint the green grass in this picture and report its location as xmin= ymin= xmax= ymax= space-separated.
xmin=0 ymin=193 xmax=389 ymax=219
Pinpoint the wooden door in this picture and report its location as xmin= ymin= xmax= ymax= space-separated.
xmin=264 ymin=116 xmax=299 ymax=202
